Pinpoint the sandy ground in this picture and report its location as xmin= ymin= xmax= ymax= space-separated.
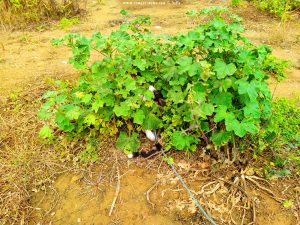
xmin=0 ymin=0 xmax=299 ymax=225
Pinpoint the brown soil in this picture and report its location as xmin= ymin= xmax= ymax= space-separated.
xmin=30 ymin=148 xmax=300 ymax=225
xmin=0 ymin=0 xmax=300 ymax=225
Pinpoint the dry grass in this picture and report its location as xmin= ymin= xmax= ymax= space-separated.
xmin=265 ymin=21 xmax=299 ymax=47
xmin=0 ymin=0 xmax=86 ymax=30
xmin=117 ymin=0 xmax=187 ymax=10
xmin=0 ymin=78 xmax=76 ymax=224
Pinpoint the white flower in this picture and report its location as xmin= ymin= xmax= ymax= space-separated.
xmin=127 ymin=153 xmax=134 ymax=159
xmin=145 ymin=130 xmax=156 ymax=141
xmin=148 ymin=85 xmax=156 ymax=92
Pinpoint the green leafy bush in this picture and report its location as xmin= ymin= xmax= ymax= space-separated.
xmin=253 ymin=97 xmax=300 ymax=152
xmin=271 ymin=97 xmax=300 ymax=143
xmin=231 ymin=0 xmax=243 ymax=7
xmin=254 ymin=97 xmax=300 ymax=176
xmin=251 ymin=0 xmax=300 ymax=18
xmin=38 ymin=7 xmax=288 ymax=159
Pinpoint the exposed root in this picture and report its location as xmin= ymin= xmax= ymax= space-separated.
xmin=146 ymin=180 xmax=159 ymax=209
xmin=243 ymin=175 xmax=283 ymax=202
xmin=252 ymin=199 xmax=256 ymax=225
xmin=180 ymin=171 xmax=288 ymax=225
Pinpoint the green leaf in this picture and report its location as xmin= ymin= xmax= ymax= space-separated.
xmin=226 ymin=119 xmax=246 ymax=137
xmin=141 ymin=71 xmax=156 ymax=82
xmin=116 ymin=131 xmax=140 ymax=153
xmin=177 ymin=56 xmax=198 ymax=76
xmin=84 ymin=114 xmax=96 ymax=125
xmin=171 ymin=131 xmax=198 ymax=151
xmin=241 ymin=119 xmax=258 ymax=135
xmin=143 ymin=114 xmax=162 ymax=130
xmin=161 ymin=58 xmax=177 ymax=80
xmin=211 ymin=131 xmax=231 ymax=146
xmin=39 ymin=125 xmax=53 ymax=139
xmin=92 ymin=98 xmax=104 ymax=112
xmin=55 ymin=94 xmax=67 ymax=103
xmin=282 ymin=200 xmax=293 ymax=208
xmin=65 ymin=106 xmax=82 ymax=120
xmin=191 ymin=84 xmax=206 ymax=103
xmin=132 ymin=59 xmax=148 ymax=71
xmin=124 ymin=77 xmax=137 ymax=91
xmin=210 ymin=92 xmax=233 ymax=107
xmin=167 ymin=87 xmax=185 ymax=104
xmin=37 ymin=109 xmax=52 ymax=120
xmin=243 ymin=101 xmax=261 ymax=119
xmin=225 ymin=117 xmax=258 ymax=137
xmin=55 ymin=113 xmax=75 ymax=132
xmin=42 ymin=91 xmax=56 ymax=99
xmin=213 ymin=59 xmax=237 ymax=79
xmin=201 ymin=103 xmax=214 ymax=116
xmin=133 ymin=109 xmax=145 ymax=125
xmin=237 ymin=79 xmax=257 ymax=101
xmin=214 ymin=105 xmax=228 ymax=122
xmin=194 ymin=102 xmax=214 ymax=118
xmin=219 ymin=78 xmax=232 ymax=92
xmin=81 ymin=94 xmax=92 ymax=104
xmin=144 ymin=90 xmax=154 ymax=101
xmin=200 ymin=121 xmax=210 ymax=131
xmin=120 ymin=9 xmax=128 ymax=16
xmin=114 ymin=102 xmax=131 ymax=117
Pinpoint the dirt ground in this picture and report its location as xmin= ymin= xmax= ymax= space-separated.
xmin=0 ymin=0 xmax=300 ymax=225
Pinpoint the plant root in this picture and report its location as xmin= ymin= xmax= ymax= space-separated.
xmin=189 ymin=172 xmax=285 ymax=225
xmin=146 ymin=180 xmax=159 ymax=209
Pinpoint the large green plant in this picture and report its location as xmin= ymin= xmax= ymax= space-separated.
xmin=38 ymin=7 xmax=288 ymax=159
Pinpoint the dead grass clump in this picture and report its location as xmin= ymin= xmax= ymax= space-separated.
xmin=0 ymin=0 xmax=86 ymax=30
xmin=265 ymin=22 xmax=299 ymax=47
xmin=0 ymin=80 xmax=74 ymax=224
xmin=117 ymin=0 xmax=187 ymax=10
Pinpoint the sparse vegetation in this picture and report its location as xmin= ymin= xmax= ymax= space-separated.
xmin=231 ymin=0 xmax=243 ymax=7
xmin=0 ymin=0 xmax=84 ymax=29
xmin=0 ymin=84 xmax=68 ymax=224
xmin=251 ymin=0 xmax=300 ymax=19
xmin=56 ymin=17 xmax=80 ymax=30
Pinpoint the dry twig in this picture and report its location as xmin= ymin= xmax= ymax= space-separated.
xmin=109 ymin=151 xmax=121 ymax=216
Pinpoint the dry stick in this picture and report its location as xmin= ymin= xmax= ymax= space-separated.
xmin=252 ymin=199 xmax=256 ymax=225
xmin=109 ymin=152 xmax=121 ymax=217
xmin=43 ymin=186 xmax=60 ymax=220
xmin=146 ymin=180 xmax=159 ymax=209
